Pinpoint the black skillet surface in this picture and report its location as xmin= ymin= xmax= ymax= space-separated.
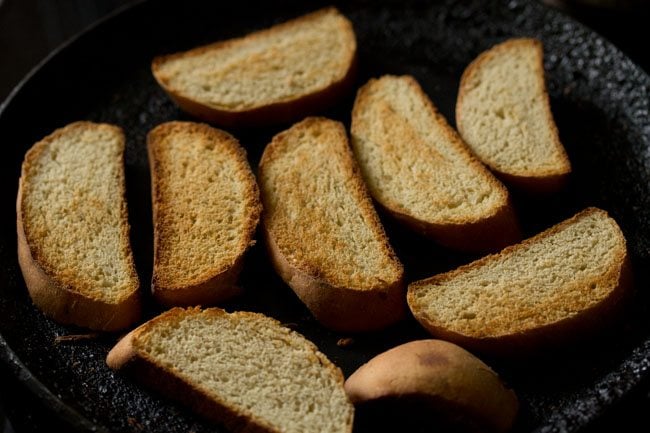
xmin=1 ymin=0 xmax=650 ymax=432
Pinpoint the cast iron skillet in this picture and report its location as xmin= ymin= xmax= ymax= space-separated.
xmin=1 ymin=0 xmax=650 ymax=431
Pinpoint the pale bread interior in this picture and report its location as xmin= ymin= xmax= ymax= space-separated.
xmin=260 ymin=118 xmax=402 ymax=291
xmin=352 ymin=76 xmax=506 ymax=224
xmin=134 ymin=309 xmax=352 ymax=433
xmin=458 ymin=39 xmax=569 ymax=176
xmin=409 ymin=209 xmax=625 ymax=337
xmin=154 ymin=9 xmax=354 ymax=112
xmin=21 ymin=123 xmax=137 ymax=302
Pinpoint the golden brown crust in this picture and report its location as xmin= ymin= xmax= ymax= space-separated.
xmin=407 ymin=208 xmax=633 ymax=356
xmin=344 ymin=340 xmax=518 ymax=433
xmin=385 ymin=199 xmax=520 ymax=253
xmin=264 ymin=230 xmax=406 ymax=332
xmin=150 ymin=260 xmax=244 ymax=307
xmin=151 ymin=8 xmax=357 ymax=128
xmin=259 ymin=117 xmax=405 ymax=332
xmin=17 ymin=122 xmax=140 ymax=331
xmin=107 ymin=307 xmax=353 ymax=433
xmin=456 ymin=38 xmax=571 ymax=194
xmin=352 ymin=75 xmax=521 ymax=252
xmin=147 ymin=122 xmax=261 ymax=307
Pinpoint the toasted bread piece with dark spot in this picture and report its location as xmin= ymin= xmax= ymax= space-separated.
xmin=345 ymin=340 xmax=518 ymax=433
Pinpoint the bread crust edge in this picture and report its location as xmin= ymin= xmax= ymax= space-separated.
xmin=264 ymin=226 xmax=406 ymax=332
xmin=384 ymin=199 xmax=521 ymax=253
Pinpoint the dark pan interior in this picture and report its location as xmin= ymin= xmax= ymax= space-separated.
xmin=1 ymin=0 xmax=650 ymax=432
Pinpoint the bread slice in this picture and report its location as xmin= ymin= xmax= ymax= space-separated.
xmin=152 ymin=8 xmax=357 ymax=127
xmin=351 ymin=75 xmax=520 ymax=252
xmin=258 ymin=117 xmax=405 ymax=332
xmin=147 ymin=122 xmax=261 ymax=307
xmin=107 ymin=307 xmax=354 ymax=433
xmin=407 ymin=208 xmax=631 ymax=355
xmin=456 ymin=38 xmax=571 ymax=193
xmin=344 ymin=339 xmax=518 ymax=433
xmin=17 ymin=121 xmax=140 ymax=331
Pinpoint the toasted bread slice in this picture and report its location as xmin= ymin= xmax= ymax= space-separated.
xmin=351 ymin=75 xmax=520 ymax=252
xmin=107 ymin=307 xmax=354 ymax=433
xmin=258 ymin=117 xmax=405 ymax=332
xmin=17 ymin=122 xmax=140 ymax=331
xmin=148 ymin=122 xmax=261 ymax=307
xmin=152 ymin=8 xmax=357 ymax=127
xmin=456 ymin=38 xmax=571 ymax=193
xmin=408 ymin=208 xmax=631 ymax=355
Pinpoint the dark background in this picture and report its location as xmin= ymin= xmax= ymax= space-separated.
xmin=0 ymin=0 xmax=649 ymax=432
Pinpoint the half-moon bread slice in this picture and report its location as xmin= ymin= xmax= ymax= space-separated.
xmin=107 ymin=307 xmax=354 ymax=433
xmin=456 ymin=38 xmax=571 ymax=193
xmin=17 ymin=121 xmax=140 ymax=331
xmin=351 ymin=75 xmax=520 ymax=252
xmin=344 ymin=339 xmax=518 ymax=433
xmin=407 ymin=208 xmax=631 ymax=355
xmin=152 ymin=8 xmax=357 ymax=127
xmin=148 ymin=121 xmax=261 ymax=307
xmin=258 ymin=117 xmax=405 ymax=332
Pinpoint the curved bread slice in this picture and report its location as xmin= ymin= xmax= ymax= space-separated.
xmin=17 ymin=122 xmax=140 ymax=331
xmin=456 ymin=38 xmax=571 ymax=193
xmin=148 ymin=122 xmax=261 ymax=307
xmin=408 ymin=208 xmax=631 ymax=355
xmin=259 ymin=117 xmax=405 ymax=332
xmin=344 ymin=340 xmax=518 ymax=433
xmin=351 ymin=75 xmax=520 ymax=252
xmin=107 ymin=307 xmax=353 ymax=433
xmin=152 ymin=8 xmax=356 ymax=127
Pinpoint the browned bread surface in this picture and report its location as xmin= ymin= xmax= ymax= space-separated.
xmin=17 ymin=121 xmax=140 ymax=331
xmin=152 ymin=8 xmax=357 ymax=127
xmin=148 ymin=122 xmax=261 ymax=306
xmin=345 ymin=339 xmax=518 ymax=433
xmin=107 ymin=307 xmax=354 ymax=433
xmin=258 ymin=117 xmax=405 ymax=332
xmin=351 ymin=75 xmax=520 ymax=252
xmin=456 ymin=38 xmax=571 ymax=193
xmin=408 ymin=208 xmax=631 ymax=355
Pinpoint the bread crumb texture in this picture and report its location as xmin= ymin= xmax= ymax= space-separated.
xmin=260 ymin=117 xmax=402 ymax=291
xmin=408 ymin=208 xmax=626 ymax=337
xmin=457 ymin=38 xmax=570 ymax=177
xmin=154 ymin=8 xmax=355 ymax=112
xmin=135 ymin=308 xmax=353 ymax=433
xmin=21 ymin=122 xmax=137 ymax=303
xmin=352 ymin=75 xmax=507 ymax=224
xmin=150 ymin=122 xmax=260 ymax=289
